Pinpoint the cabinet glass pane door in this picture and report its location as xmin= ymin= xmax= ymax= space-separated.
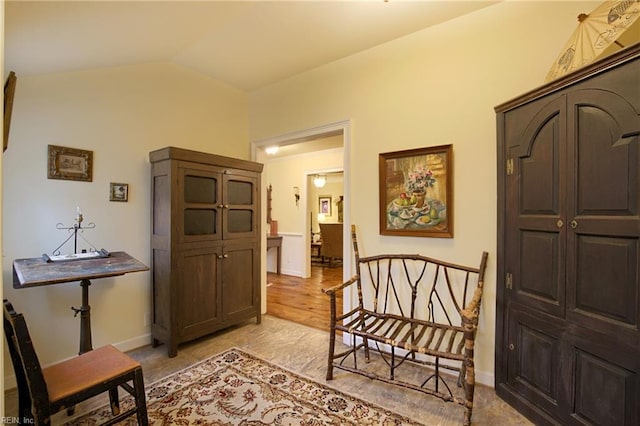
xmin=185 ymin=175 xmax=217 ymax=203
xmin=184 ymin=209 xmax=216 ymax=235
xmin=228 ymin=210 xmax=253 ymax=233
xmin=227 ymin=180 xmax=252 ymax=204
xmin=183 ymin=173 xmax=219 ymax=237
xmin=224 ymin=177 xmax=257 ymax=238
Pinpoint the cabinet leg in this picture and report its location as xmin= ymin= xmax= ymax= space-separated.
xmin=168 ymin=343 xmax=178 ymax=358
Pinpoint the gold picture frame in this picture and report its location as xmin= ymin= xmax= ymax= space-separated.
xmin=379 ymin=144 xmax=453 ymax=238
xmin=47 ymin=145 xmax=93 ymax=182
xmin=319 ymin=196 xmax=332 ymax=216
xmin=109 ymin=182 xmax=129 ymax=202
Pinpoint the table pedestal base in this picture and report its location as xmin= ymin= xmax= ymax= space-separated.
xmin=71 ymin=279 xmax=93 ymax=355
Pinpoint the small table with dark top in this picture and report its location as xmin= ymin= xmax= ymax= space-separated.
xmin=13 ymin=251 xmax=149 ymax=354
xmin=266 ymin=235 xmax=283 ymax=275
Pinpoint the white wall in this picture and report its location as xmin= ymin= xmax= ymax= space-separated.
xmin=2 ymin=62 xmax=249 ymax=372
xmin=248 ymin=1 xmax=601 ymax=385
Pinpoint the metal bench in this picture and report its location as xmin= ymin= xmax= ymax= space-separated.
xmin=324 ymin=225 xmax=488 ymax=425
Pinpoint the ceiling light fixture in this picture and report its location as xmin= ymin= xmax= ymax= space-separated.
xmin=313 ymin=175 xmax=327 ymax=188
xmin=265 ymin=146 xmax=279 ymax=155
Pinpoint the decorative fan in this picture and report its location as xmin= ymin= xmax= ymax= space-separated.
xmin=546 ymin=0 xmax=640 ymax=82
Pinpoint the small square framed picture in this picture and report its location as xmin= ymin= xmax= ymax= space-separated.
xmin=109 ymin=182 xmax=129 ymax=202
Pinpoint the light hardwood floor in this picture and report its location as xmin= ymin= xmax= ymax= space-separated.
xmin=266 ymin=265 xmax=343 ymax=331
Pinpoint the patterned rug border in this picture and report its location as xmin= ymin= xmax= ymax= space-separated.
xmin=68 ymin=347 xmax=427 ymax=425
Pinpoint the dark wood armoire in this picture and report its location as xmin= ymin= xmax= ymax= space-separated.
xmin=149 ymin=147 xmax=263 ymax=357
xmin=496 ymin=44 xmax=640 ymax=425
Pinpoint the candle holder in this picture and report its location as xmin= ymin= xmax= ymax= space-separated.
xmin=45 ymin=208 xmax=109 ymax=262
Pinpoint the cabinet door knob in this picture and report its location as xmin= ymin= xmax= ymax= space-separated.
xmin=509 ymin=343 xmax=515 ymax=351
xmin=223 ymin=254 xmax=228 ymax=258
xmin=556 ymin=220 xmax=563 ymax=228
xmin=217 ymin=255 xmax=223 ymax=259
xmin=224 ymin=204 xmax=229 ymax=209
xmin=218 ymin=204 xmax=224 ymax=209
xmin=570 ymin=220 xmax=578 ymax=229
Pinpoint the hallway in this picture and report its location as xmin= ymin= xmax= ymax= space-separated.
xmin=266 ymin=265 xmax=343 ymax=331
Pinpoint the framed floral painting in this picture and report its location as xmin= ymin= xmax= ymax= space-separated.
xmin=379 ymin=145 xmax=453 ymax=238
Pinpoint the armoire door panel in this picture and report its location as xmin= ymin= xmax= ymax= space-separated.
xmin=519 ymin=115 xmax=562 ymax=215
xmin=576 ymin=113 xmax=636 ymax=215
xmin=515 ymin=326 xmax=556 ymax=396
xmin=178 ymin=248 xmax=222 ymax=339
xmin=568 ymin=234 xmax=639 ymax=334
xmin=573 ymin=349 xmax=637 ymax=426
xmin=507 ymin=308 xmax=562 ymax=416
xmin=572 ymin=99 xmax=639 ymax=217
xmin=518 ymin=230 xmax=561 ymax=308
xmin=222 ymin=242 xmax=258 ymax=322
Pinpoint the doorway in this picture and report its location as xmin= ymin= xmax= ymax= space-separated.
xmin=252 ymin=120 xmax=352 ymax=327
xmin=308 ymin=170 xmax=343 ymax=269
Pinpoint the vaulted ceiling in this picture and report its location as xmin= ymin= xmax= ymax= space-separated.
xmin=5 ymin=1 xmax=498 ymax=91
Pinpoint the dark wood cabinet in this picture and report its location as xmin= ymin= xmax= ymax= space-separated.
xmin=496 ymin=45 xmax=640 ymax=425
xmin=149 ymin=147 xmax=263 ymax=357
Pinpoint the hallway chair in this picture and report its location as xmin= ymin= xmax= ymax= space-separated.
xmin=319 ymin=223 xmax=343 ymax=267
xmin=3 ymin=299 xmax=149 ymax=425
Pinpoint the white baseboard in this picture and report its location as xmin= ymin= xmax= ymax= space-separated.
xmin=112 ymin=332 xmax=152 ymax=353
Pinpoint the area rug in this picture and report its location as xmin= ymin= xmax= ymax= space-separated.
xmin=67 ymin=347 xmax=424 ymax=425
